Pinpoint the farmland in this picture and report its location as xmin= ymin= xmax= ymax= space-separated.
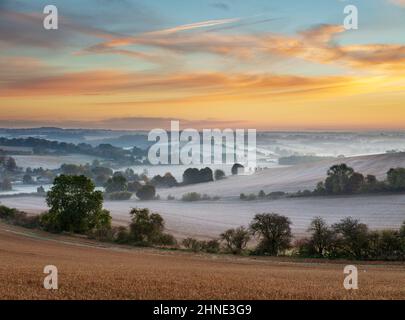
xmin=0 ymin=222 xmax=404 ymax=300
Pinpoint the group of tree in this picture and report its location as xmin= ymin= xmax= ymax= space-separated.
xmin=0 ymin=137 xmax=147 ymax=166
xmin=315 ymin=164 xmax=405 ymax=195
xmin=181 ymin=192 xmax=220 ymax=202
xmin=242 ymin=164 xmax=405 ymax=201
xmin=183 ymin=214 xmax=405 ymax=260
xmin=296 ymin=217 xmax=405 ymax=260
xmin=182 ymin=167 xmax=214 ymax=185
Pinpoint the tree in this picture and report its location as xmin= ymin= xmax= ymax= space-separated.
xmin=332 ymin=217 xmax=369 ymax=259
xmin=0 ymin=178 xmax=12 ymax=191
xmin=324 ymin=164 xmax=354 ymax=194
xmin=214 ymin=169 xmax=226 ymax=180
xmin=220 ymin=227 xmax=250 ymax=254
xmin=37 ymin=185 xmax=45 ymax=194
xmin=231 ymin=163 xmax=244 ymax=175
xmin=307 ymin=217 xmax=336 ymax=257
xmin=128 ymin=208 xmax=174 ymax=245
xmin=250 ymin=213 xmax=292 ymax=255
xmin=23 ymin=174 xmax=34 ymax=185
xmin=136 ymin=185 xmax=156 ymax=200
xmin=150 ymin=172 xmax=178 ymax=188
xmin=347 ymin=172 xmax=365 ymax=193
xmin=5 ymin=157 xmax=17 ymax=172
xmin=387 ymin=168 xmax=405 ymax=191
xmin=104 ymin=175 xmax=127 ymax=193
xmin=44 ymin=175 xmax=111 ymax=233
xmin=182 ymin=167 xmax=213 ymax=185
xmin=127 ymin=181 xmax=142 ymax=192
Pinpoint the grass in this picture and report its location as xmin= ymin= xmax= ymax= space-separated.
xmin=0 ymin=222 xmax=404 ymax=300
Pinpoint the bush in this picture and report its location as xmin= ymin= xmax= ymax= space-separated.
xmin=182 ymin=238 xmax=202 ymax=252
xmin=167 ymin=194 xmax=175 ymax=201
xmin=214 ymin=169 xmax=226 ymax=180
xmin=201 ymin=239 xmax=220 ymax=253
xmin=250 ymin=213 xmax=292 ymax=256
xmin=182 ymin=192 xmax=202 ymax=202
xmin=231 ymin=163 xmax=244 ymax=175
xmin=258 ymin=190 xmax=266 ymax=199
xmin=105 ymin=191 xmax=132 ymax=201
xmin=267 ymin=191 xmax=286 ymax=199
xmin=220 ymin=227 xmax=250 ymax=254
xmin=136 ymin=185 xmax=156 ymax=200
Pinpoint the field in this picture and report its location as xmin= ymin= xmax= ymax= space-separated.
xmin=2 ymin=193 xmax=405 ymax=240
xmin=0 ymin=222 xmax=404 ymax=300
xmin=12 ymin=154 xmax=100 ymax=170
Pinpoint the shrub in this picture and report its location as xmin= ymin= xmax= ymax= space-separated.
xmin=136 ymin=185 xmax=156 ymax=200
xmin=250 ymin=213 xmax=292 ymax=256
xmin=214 ymin=169 xmax=226 ymax=180
xmin=182 ymin=237 xmax=203 ymax=252
xmin=267 ymin=191 xmax=286 ymax=199
xmin=167 ymin=195 xmax=175 ymax=201
xmin=231 ymin=163 xmax=244 ymax=175
xmin=220 ymin=227 xmax=250 ymax=254
xmin=182 ymin=192 xmax=202 ymax=202
xmin=201 ymin=239 xmax=220 ymax=253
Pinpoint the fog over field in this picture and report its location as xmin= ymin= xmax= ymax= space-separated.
xmin=1 ymin=129 xmax=405 ymax=239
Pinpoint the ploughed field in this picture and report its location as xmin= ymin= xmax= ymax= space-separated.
xmin=0 ymin=223 xmax=404 ymax=300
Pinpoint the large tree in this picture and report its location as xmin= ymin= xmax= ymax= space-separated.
xmin=45 ymin=175 xmax=111 ymax=233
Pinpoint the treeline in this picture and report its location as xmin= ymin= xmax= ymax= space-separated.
xmin=241 ymin=164 xmax=405 ymax=201
xmin=182 ymin=214 xmax=405 ymax=261
xmin=314 ymin=164 xmax=405 ymax=195
xmin=0 ymin=137 xmax=146 ymax=165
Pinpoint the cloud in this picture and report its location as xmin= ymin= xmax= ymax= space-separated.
xmin=211 ymin=2 xmax=230 ymax=11
xmin=1 ymin=67 xmax=358 ymax=100
xmin=0 ymin=117 xmax=249 ymax=130
xmin=389 ymin=0 xmax=405 ymax=7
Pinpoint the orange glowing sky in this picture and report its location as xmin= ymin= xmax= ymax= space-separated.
xmin=0 ymin=0 xmax=405 ymax=130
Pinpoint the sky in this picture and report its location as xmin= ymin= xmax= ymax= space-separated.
xmin=0 ymin=0 xmax=404 ymax=130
